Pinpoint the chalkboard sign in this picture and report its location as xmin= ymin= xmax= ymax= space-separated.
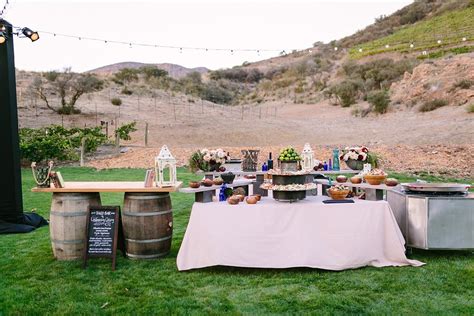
xmin=83 ymin=206 xmax=120 ymax=270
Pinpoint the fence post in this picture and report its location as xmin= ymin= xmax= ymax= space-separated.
xmin=115 ymin=131 xmax=120 ymax=153
xmin=241 ymin=105 xmax=244 ymax=120
xmin=80 ymin=137 xmax=86 ymax=167
xmin=145 ymin=122 xmax=149 ymax=147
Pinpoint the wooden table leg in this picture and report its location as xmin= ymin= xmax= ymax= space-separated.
xmin=195 ymin=191 xmax=215 ymax=203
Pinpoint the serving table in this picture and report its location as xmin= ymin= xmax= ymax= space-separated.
xmin=315 ymin=179 xmax=398 ymax=201
xmin=32 ymin=181 xmax=182 ymax=260
xmin=177 ymin=196 xmax=424 ymax=271
xmin=199 ymin=170 xmax=359 ymax=197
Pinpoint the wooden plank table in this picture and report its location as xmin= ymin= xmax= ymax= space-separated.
xmin=179 ymin=179 xmax=254 ymax=202
xmin=198 ymin=169 xmax=359 ymax=197
xmin=32 ymin=181 xmax=182 ymax=261
xmin=32 ymin=181 xmax=182 ymax=193
xmin=315 ymin=179 xmax=398 ymax=201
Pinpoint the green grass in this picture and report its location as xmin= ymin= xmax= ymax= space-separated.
xmin=0 ymin=167 xmax=473 ymax=314
xmin=350 ymin=7 xmax=474 ymax=58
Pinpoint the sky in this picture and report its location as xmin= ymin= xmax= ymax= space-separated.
xmin=2 ymin=0 xmax=413 ymax=72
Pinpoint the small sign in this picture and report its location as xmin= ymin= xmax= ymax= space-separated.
xmin=83 ymin=206 xmax=120 ymax=270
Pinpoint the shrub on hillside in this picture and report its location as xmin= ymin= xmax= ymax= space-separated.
xmin=367 ymin=90 xmax=390 ymax=114
xmin=327 ymin=80 xmax=362 ymax=107
xmin=452 ymin=79 xmax=473 ymax=90
xmin=121 ymin=87 xmax=133 ymax=95
xmin=200 ymin=82 xmax=234 ymax=104
xmin=209 ymin=68 xmax=263 ymax=83
xmin=111 ymin=97 xmax=122 ymax=106
xmin=467 ymin=104 xmax=474 ymax=113
xmin=419 ymin=99 xmax=448 ymax=112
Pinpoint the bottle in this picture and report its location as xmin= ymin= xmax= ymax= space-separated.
xmin=333 ymin=149 xmax=340 ymax=171
xmin=267 ymin=152 xmax=273 ymax=170
xmin=219 ymin=183 xmax=227 ymax=202
xmin=328 ymin=158 xmax=332 ymax=171
xmin=323 ymin=161 xmax=328 ymax=171
xmin=262 ymin=162 xmax=268 ymax=172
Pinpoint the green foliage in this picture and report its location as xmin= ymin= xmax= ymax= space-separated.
xmin=210 ymin=68 xmax=263 ymax=83
xmin=139 ymin=66 xmax=168 ymax=81
xmin=115 ymin=122 xmax=137 ymax=141
xmin=328 ymin=80 xmax=362 ymax=107
xmin=113 ymin=68 xmax=139 ymax=84
xmin=111 ymin=97 xmax=122 ymax=106
xmin=19 ymin=125 xmax=107 ymax=162
xmin=200 ymin=82 xmax=234 ymax=104
xmin=32 ymin=69 xmax=104 ymax=115
xmin=121 ymin=87 xmax=133 ymax=95
xmin=466 ymin=104 xmax=474 ymax=113
xmin=367 ymin=90 xmax=390 ymax=114
xmin=452 ymin=79 xmax=473 ymax=90
xmin=350 ymin=6 xmax=474 ymax=58
xmin=419 ymin=99 xmax=449 ymax=112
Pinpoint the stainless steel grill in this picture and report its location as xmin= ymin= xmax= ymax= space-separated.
xmin=387 ymin=187 xmax=474 ymax=250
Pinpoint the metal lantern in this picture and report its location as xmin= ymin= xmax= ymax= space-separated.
xmin=301 ymin=143 xmax=314 ymax=172
xmin=155 ymin=145 xmax=177 ymax=187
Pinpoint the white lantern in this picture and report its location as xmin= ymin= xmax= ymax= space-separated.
xmin=301 ymin=143 xmax=315 ymax=172
xmin=155 ymin=145 xmax=177 ymax=187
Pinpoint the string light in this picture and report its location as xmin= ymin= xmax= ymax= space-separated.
xmin=385 ymin=44 xmax=390 ymax=48
xmin=409 ymin=43 xmax=414 ymax=48
xmin=437 ymin=39 xmax=442 ymax=44
xmin=0 ymin=0 xmax=9 ymax=17
xmin=334 ymin=47 xmax=338 ymax=51
xmin=36 ymin=30 xmax=292 ymax=55
xmin=462 ymin=37 xmax=467 ymax=41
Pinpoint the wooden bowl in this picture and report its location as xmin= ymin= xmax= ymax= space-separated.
xmin=227 ymin=197 xmax=240 ymax=205
xmin=327 ymin=189 xmax=350 ymax=200
xmin=234 ymin=194 xmax=245 ymax=202
xmin=213 ymin=178 xmax=224 ymax=185
xmin=246 ymin=196 xmax=258 ymax=204
xmin=189 ymin=181 xmax=201 ymax=189
xmin=364 ymin=174 xmax=387 ymax=185
xmin=336 ymin=175 xmax=347 ymax=183
xmin=385 ymin=178 xmax=399 ymax=186
xmin=201 ymin=179 xmax=214 ymax=187
xmin=350 ymin=176 xmax=362 ymax=184
xmin=253 ymin=194 xmax=262 ymax=201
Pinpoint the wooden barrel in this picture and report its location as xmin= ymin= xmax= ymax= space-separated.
xmin=50 ymin=192 xmax=101 ymax=260
xmin=122 ymin=192 xmax=173 ymax=259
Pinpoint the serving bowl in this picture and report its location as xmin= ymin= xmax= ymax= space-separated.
xmin=364 ymin=174 xmax=387 ymax=185
xmin=327 ymin=189 xmax=350 ymax=200
xmin=189 ymin=181 xmax=201 ymax=188
xmin=221 ymin=172 xmax=235 ymax=184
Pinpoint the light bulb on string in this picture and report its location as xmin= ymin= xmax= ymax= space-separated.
xmin=385 ymin=44 xmax=390 ymax=48
xmin=358 ymin=48 xmax=363 ymax=53
xmin=437 ymin=40 xmax=442 ymax=44
xmin=179 ymin=47 xmax=183 ymax=53
xmin=334 ymin=47 xmax=338 ymax=51
xmin=410 ymin=43 xmax=414 ymax=48
xmin=462 ymin=37 xmax=467 ymax=41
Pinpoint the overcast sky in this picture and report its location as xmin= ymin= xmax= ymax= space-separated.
xmin=3 ymin=0 xmax=412 ymax=72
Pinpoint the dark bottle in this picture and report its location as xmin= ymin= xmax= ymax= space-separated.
xmin=267 ymin=152 xmax=273 ymax=170
xmin=262 ymin=162 xmax=268 ymax=172
xmin=323 ymin=161 xmax=328 ymax=171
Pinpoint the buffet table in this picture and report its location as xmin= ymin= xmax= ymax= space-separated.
xmin=177 ymin=196 xmax=424 ymax=271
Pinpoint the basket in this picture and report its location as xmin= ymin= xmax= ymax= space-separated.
xmin=364 ymin=174 xmax=386 ymax=185
xmin=327 ymin=189 xmax=350 ymax=200
xmin=344 ymin=159 xmax=365 ymax=170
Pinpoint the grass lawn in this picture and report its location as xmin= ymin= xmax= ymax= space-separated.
xmin=0 ymin=167 xmax=473 ymax=314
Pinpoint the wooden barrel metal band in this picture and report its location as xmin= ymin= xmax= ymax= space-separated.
xmin=51 ymin=239 xmax=83 ymax=244
xmin=122 ymin=210 xmax=172 ymax=217
xmin=125 ymin=235 xmax=172 ymax=244
xmin=50 ymin=211 xmax=88 ymax=217
xmin=125 ymin=252 xmax=170 ymax=259
xmin=125 ymin=194 xmax=169 ymax=200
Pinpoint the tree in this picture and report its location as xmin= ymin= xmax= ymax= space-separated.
xmin=113 ymin=68 xmax=140 ymax=85
xmin=31 ymin=68 xmax=104 ymax=115
xmin=139 ymin=66 xmax=168 ymax=81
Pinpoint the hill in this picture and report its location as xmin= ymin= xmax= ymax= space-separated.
xmin=88 ymin=62 xmax=209 ymax=79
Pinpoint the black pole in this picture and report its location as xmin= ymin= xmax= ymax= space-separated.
xmin=0 ymin=19 xmax=24 ymax=223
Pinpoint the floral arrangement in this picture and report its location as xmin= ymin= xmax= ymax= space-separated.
xmin=340 ymin=146 xmax=378 ymax=167
xmin=188 ymin=148 xmax=228 ymax=172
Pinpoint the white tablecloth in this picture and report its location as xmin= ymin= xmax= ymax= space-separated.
xmin=177 ymin=196 xmax=424 ymax=271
